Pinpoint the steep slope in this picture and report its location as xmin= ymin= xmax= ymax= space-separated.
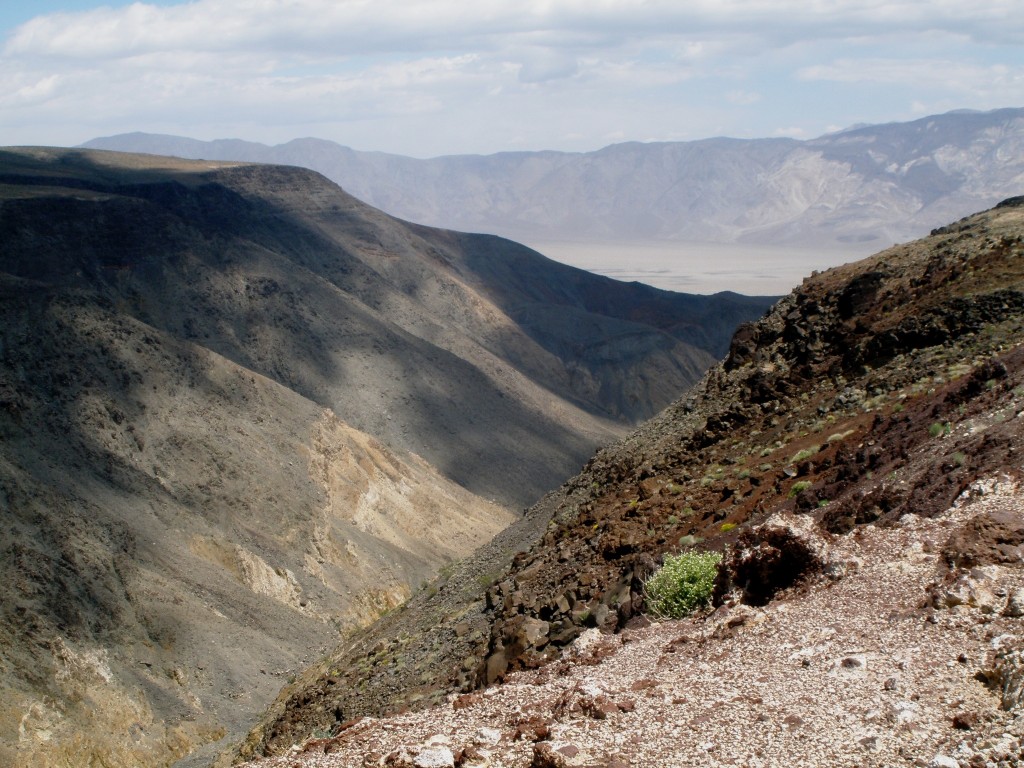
xmin=0 ymin=278 xmax=511 ymax=768
xmin=0 ymin=148 xmax=770 ymax=768
xmin=0 ymin=148 xmax=767 ymax=508
xmin=237 ymin=198 xmax=1024 ymax=763
xmin=85 ymin=107 xmax=1024 ymax=250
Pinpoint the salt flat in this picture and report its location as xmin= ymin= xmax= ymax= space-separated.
xmin=528 ymin=239 xmax=879 ymax=296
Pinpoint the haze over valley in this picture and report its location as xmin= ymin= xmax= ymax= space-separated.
xmin=85 ymin=108 xmax=1024 ymax=295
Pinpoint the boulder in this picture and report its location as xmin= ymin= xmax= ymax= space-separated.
xmin=943 ymin=508 xmax=1024 ymax=569
xmin=713 ymin=516 xmax=825 ymax=606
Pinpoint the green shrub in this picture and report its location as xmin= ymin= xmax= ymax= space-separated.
xmin=643 ymin=551 xmax=722 ymax=619
xmin=788 ymin=480 xmax=812 ymax=498
xmin=789 ymin=445 xmax=820 ymax=463
xmin=477 ymin=570 xmax=501 ymax=589
xmin=929 ymin=422 xmax=951 ymax=438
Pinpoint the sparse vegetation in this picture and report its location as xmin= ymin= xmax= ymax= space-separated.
xmin=789 ymin=445 xmax=820 ymax=463
xmin=826 ymin=429 xmax=854 ymax=444
xmin=477 ymin=570 xmax=501 ymax=589
xmin=788 ymin=480 xmax=812 ymax=497
xmin=643 ymin=551 xmax=722 ymax=619
xmin=929 ymin=421 xmax=951 ymax=438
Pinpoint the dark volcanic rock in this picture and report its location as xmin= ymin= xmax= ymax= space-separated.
xmin=713 ymin=525 xmax=825 ymax=607
xmin=943 ymin=510 xmax=1024 ymax=570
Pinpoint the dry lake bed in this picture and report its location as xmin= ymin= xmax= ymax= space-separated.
xmin=528 ymin=239 xmax=880 ymax=297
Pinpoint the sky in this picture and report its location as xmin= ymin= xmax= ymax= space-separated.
xmin=1 ymin=1 xmax=1022 ymax=158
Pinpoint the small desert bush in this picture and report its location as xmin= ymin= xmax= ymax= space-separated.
xmin=644 ymin=551 xmax=722 ymax=619
xmin=790 ymin=445 xmax=820 ymax=463
xmin=788 ymin=480 xmax=812 ymax=498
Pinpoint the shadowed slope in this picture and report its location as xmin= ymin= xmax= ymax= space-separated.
xmin=0 ymin=147 xmax=768 ymax=767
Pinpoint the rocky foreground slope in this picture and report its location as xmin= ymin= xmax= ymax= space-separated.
xmin=0 ymin=148 xmax=770 ymax=768
xmin=234 ymin=198 xmax=1024 ymax=766
xmin=243 ymin=489 xmax=1024 ymax=768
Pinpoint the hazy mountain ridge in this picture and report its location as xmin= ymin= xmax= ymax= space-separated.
xmin=236 ymin=198 xmax=1024 ymax=765
xmin=84 ymin=107 xmax=1024 ymax=249
xmin=0 ymin=147 xmax=771 ymax=767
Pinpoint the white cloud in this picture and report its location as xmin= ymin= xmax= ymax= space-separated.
xmin=725 ymin=89 xmax=761 ymax=105
xmin=516 ymin=48 xmax=579 ymax=83
xmin=7 ymin=1 xmax=1022 ymax=60
xmin=1 ymin=0 xmax=1022 ymax=154
xmin=799 ymin=58 xmax=1024 ymax=99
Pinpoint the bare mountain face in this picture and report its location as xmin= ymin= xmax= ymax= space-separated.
xmin=0 ymin=148 xmax=770 ymax=767
xmin=85 ymin=107 xmax=1024 ymax=251
xmin=236 ymin=199 xmax=1024 ymax=766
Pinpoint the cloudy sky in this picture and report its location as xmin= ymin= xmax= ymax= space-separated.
xmin=1 ymin=1 xmax=1021 ymax=158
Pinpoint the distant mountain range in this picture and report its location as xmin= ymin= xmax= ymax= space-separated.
xmin=83 ymin=107 xmax=1024 ymax=251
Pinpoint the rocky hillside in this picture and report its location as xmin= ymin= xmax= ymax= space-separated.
xmin=234 ymin=198 xmax=1024 ymax=766
xmin=86 ymin=107 xmax=1024 ymax=251
xmin=0 ymin=148 xmax=770 ymax=768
